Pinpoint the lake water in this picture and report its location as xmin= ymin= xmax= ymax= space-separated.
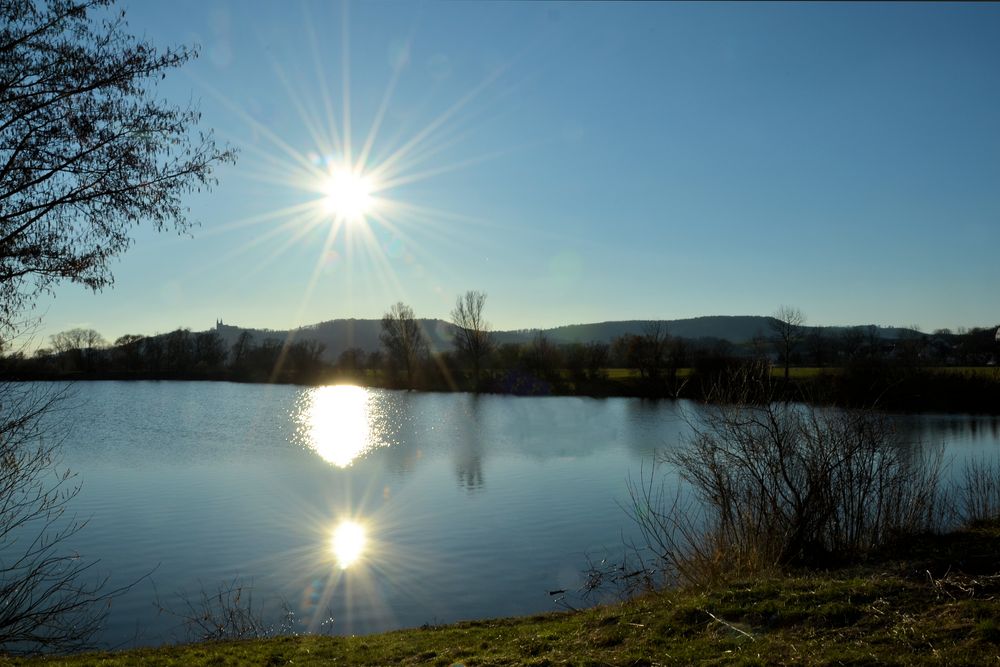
xmin=15 ymin=381 xmax=1000 ymax=648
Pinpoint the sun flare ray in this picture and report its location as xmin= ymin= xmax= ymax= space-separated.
xmin=302 ymin=5 xmax=344 ymax=158
xmin=185 ymin=2 xmax=528 ymax=324
xmin=271 ymin=62 xmax=339 ymax=161
xmin=340 ymin=1 xmax=352 ymax=165
xmin=366 ymin=65 xmax=508 ymax=184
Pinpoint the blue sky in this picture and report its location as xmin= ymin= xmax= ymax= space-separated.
xmin=34 ymin=1 xmax=1000 ymax=344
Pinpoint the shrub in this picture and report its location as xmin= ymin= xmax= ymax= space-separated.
xmin=958 ymin=455 xmax=1000 ymax=525
xmin=630 ymin=395 xmax=947 ymax=586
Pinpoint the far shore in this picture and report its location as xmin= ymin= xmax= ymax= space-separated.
xmin=5 ymin=365 xmax=1000 ymax=415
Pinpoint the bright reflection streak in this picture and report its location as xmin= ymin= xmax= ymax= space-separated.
xmin=297 ymin=385 xmax=380 ymax=467
xmin=331 ymin=520 xmax=366 ymax=569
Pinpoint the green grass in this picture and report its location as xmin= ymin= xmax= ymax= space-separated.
xmin=8 ymin=524 xmax=1000 ymax=666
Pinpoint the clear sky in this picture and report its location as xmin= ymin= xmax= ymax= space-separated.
xmin=32 ymin=1 xmax=1000 ymax=345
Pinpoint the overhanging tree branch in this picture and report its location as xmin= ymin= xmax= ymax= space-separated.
xmin=0 ymin=0 xmax=234 ymax=652
xmin=0 ymin=0 xmax=235 ymax=331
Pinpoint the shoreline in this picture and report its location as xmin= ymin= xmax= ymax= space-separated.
xmin=5 ymin=366 xmax=1000 ymax=415
xmin=8 ymin=521 xmax=1000 ymax=665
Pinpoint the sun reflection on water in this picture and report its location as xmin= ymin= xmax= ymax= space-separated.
xmin=296 ymin=385 xmax=382 ymax=467
xmin=331 ymin=520 xmax=367 ymax=569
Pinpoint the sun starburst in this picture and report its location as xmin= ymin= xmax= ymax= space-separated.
xmin=320 ymin=167 xmax=376 ymax=222
xmin=181 ymin=3 xmax=529 ymax=333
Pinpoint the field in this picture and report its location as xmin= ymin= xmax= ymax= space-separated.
xmin=601 ymin=366 xmax=1000 ymax=382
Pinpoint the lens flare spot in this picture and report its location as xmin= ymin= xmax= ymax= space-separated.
xmin=384 ymin=237 xmax=404 ymax=259
xmin=331 ymin=520 xmax=366 ymax=569
xmin=320 ymin=249 xmax=342 ymax=274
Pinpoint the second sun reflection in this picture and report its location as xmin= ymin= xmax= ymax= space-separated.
xmin=331 ymin=520 xmax=367 ymax=569
xmin=293 ymin=385 xmax=383 ymax=577
xmin=295 ymin=385 xmax=386 ymax=467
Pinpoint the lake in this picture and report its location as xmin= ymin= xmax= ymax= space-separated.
xmin=16 ymin=381 xmax=1000 ymax=648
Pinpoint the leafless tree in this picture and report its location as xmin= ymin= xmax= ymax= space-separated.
xmin=111 ymin=334 xmax=143 ymax=371
xmin=0 ymin=0 xmax=235 ymax=331
xmin=0 ymin=382 xmax=134 ymax=653
xmin=49 ymin=328 xmax=106 ymax=354
xmin=380 ymin=302 xmax=426 ymax=389
xmin=451 ymin=290 xmax=493 ymax=391
xmin=612 ymin=322 xmax=679 ymax=394
xmin=0 ymin=0 xmax=233 ymax=652
xmin=48 ymin=328 xmax=105 ymax=371
xmin=336 ymin=347 xmax=366 ymax=375
xmin=229 ymin=331 xmax=254 ymax=371
xmin=769 ymin=305 xmax=806 ymax=381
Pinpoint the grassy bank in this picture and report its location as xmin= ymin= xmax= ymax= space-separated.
xmin=6 ymin=522 xmax=1000 ymax=666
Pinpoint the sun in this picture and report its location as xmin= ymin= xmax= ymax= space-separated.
xmin=321 ymin=168 xmax=375 ymax=222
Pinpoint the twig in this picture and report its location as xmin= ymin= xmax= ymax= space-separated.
xmin=702 ymin=609 xmax=755 ymax=641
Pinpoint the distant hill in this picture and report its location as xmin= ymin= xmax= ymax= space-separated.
xmin=205 ymin=316 xmax=918 ymax=361
xmin=497 ymin=316 xmax=778 ymax=346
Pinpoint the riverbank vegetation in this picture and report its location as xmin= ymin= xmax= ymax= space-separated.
xmin=4 ymin=520 xmax=1000 ymax=665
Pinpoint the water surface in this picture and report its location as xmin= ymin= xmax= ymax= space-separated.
xmin=22 ymin=381 xmax=1000 ymax=647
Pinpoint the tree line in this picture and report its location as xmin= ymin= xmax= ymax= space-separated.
xmin=8 ymin=301 xmax=999 ymax=411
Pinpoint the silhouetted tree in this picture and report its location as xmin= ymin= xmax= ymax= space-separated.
xmin=585 ymin=341 xmax=610 ymax=381
xmin=895 ymin=325 xmax=926 ymax=368
xmin=366 ymin=350 xmax=384 ymax=378
xmin=522 ymin=333 xmax=561 ymax=383
xmin=337 ymin=347 xmax=367 ymax=375
xmin=613 ymin=322 xmax=673 ymax=393
xmin=493 ymin=342 xmax=523 ymax=381
xmin=451 ymin=290 xmax=493 ymax=391
xmin=112 ymin=334 xmax=144 ymax=371
xmin=0 ymin=382 xmax=136 ymax=653
xmin=245 ymin=339 xmax=282 ymax=379
xmin=565 ymin=343 xmax=588 ymax=384
xmin=0 ymin=0 xmax=235 ymax=335
xmin=285 ymin=340 xmax=325 ymax=380
xmin=229 ymin=331 xmax=254 ymax=372
xmin=0 ymin=0 xmax=234 ymax=645
xmin=563 ymin=341 xmax=610 ymax=387
xmin=380 ymin=302 xmax=426 ymax=389
xmin=164 ymin=328 xmax=192 ymax=371
xmin=49 ymin=328 xmax=105 ymax=353
xmin=141 ymin=335 xmax=165 ymax=372
xmin=805 ymin=330 xmax=831 ymax=367
xmin=840 ymin=326 xmax=867 ymax=363
xmin=49 ymin=327 xmax=105 ymax=371
xmin=193 ymin=331 xmax=226 ymax=370
xmin=750 ymin=331 xmax=770 ymax=360
xmin=770 ymin=306 xmax=806 ymax=381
